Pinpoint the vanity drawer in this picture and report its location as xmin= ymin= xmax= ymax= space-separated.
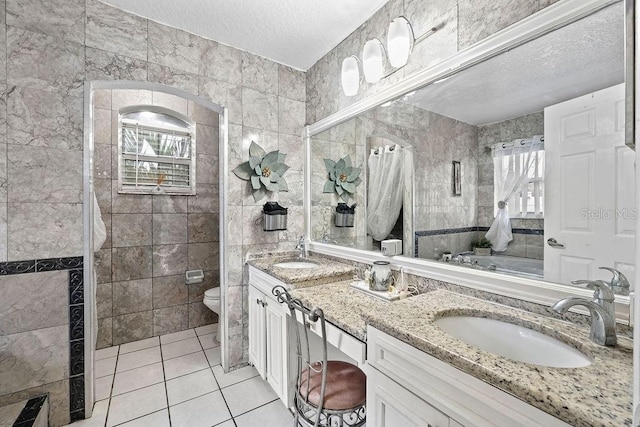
xmin=295 ymin=311 xmax=366 ymax=365
xmin=367 ymin=326 xmax=570 ymax=427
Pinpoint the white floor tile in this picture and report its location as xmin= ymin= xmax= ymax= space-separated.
xmin=169 ymin=391 xmax=231 ymax=427
xmin=161 ymin=337 xmax=202 ymax=360
xmin=163 ymin=351 xmax=209 ymax=380
xmin=106 ymin=383 xmax=167 ymax=427
xmin=234 ymin=400 xmax=294 ymax=427
xmin=160 ymin=329 xmax=196 ymax=344
xmin=117 ymin=409 xmax=170 ymax=427
xmin=195 ymin=323 xmax=217 ymax=336
xmin=94 ymin=375 xmax=113 ymax=402
xmin=112 ymin=362 xmax=164 ymax=396
xmin=63 ymin=399 xmax=109 ymax=427
xmin=96 ymin=346 xmax=119 ymax=361
xmin=116 ymin=346 xmax=162 ymax=373
xmin=119 ymin=337 xmax=159 ymax=355
xmin=222 ymin=376 xmax=278 ymax=417
xmin=214 ymin=421 xmax=235 ymax=427
xmin=95 ymin=356 xmax=117 ymax=378
xmin=212 ymin=364 xmax=259 ymax=389
xmin=198 ymin=332 xmax=220 ymax=350
xmin=166 ymin=368 xmax=219 ymax=406
xmin=204 ymin=346 xmax=221 ymax=366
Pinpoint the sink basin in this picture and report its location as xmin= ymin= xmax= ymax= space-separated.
xmin=435 ymin=316 xmax=592 ymax=368
xmin=272 ymin=261 xmax=319 ymax=269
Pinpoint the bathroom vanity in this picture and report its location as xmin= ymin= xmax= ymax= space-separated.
xmin=247 ymin=256 xmax=633 ymax=427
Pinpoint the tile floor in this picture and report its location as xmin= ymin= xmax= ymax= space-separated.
xmin=67 ymin=324 xmax=293 ymax=427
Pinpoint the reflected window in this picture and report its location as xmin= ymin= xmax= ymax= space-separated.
xmin=118 ymin=107 xmax=196 ymax=195
xmin=494 ymin=145 xmax=545 ymax=218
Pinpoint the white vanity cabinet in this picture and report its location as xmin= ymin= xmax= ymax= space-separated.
xmin=247 ymin=271 xmax=290 ymax=404
xmin=366 ymin=326 xmax=571 ymax=427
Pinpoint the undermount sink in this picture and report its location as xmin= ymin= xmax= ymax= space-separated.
xmin=272 ymin=261 xmax=319 ymax=269
xmin=435 ymin=316 xmax=592 ymax=368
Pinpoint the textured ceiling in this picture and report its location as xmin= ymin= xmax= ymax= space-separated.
xmin=407 ymin=2 xmax=624 ymax=126
xmin=99 ymin=0 xmax=390 ymax=71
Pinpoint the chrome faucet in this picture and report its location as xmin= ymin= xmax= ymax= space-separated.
xmin=552 ymin=280 xmax=617 ymax=346
xmin=599 ymin=267 xmax=631 ymax=296
xmin=295 ymin=236 xmax=306 ymax=259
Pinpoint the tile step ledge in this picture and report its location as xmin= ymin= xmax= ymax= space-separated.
xmin=0 ymin=395 xmax=48 ymax=427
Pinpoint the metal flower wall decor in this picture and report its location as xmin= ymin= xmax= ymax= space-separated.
xmin=232 ymin=141 xmax=290 ymax=202
xmin=323 ymin=155 xmax=362 ymax=202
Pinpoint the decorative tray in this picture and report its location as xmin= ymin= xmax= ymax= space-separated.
xmin=349 ymin=280 xmax=412 ymax=302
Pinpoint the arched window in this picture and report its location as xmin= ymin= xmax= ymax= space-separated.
xmin=118 ymin=106 xmax=196 ymax=194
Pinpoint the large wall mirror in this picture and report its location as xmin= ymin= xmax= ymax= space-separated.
xmin=307 ymin=0 xmax=635 ymax=308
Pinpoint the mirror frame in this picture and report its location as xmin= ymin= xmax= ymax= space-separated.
xmin=304 ymin=0 xmax=632 ymax=323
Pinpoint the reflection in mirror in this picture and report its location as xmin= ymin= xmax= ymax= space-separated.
xmin=310 ymin=2 xmax=634 ymax=293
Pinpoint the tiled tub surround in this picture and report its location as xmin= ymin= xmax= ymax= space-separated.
xmin=0 ymin=257 xmax=85 ymax=426
xmin=93 ymin=88 xmax=220 ymax=349
xmin=290 ymin=284 xmax=633 ymax=426
xmin=416 ymin=225 xmax=544 ymax=259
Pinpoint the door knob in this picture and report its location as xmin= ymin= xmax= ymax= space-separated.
xmin=547 ymin=238 xmax=565 ymax=248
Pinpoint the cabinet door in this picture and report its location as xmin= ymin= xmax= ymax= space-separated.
xmin=367 ymin=368 xmax=449 ymax=427
xmin=248 ymin=286 xmax=266 ymax=378
xmin=264 ymin=299 xmax=288 ymax=403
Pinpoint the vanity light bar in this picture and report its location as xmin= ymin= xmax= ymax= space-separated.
xmin=341 ymin=16 xmax=440 ymax=96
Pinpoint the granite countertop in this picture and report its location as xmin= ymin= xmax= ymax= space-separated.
xmin=291 ymin=283 xmax=633 ymax=427
xmin=247 ymin=255 xmax=355 ymax=289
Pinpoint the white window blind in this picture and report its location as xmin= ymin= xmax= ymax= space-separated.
xmin=118 ymin=108 xmax=196 ymax=195
xmin=493 ymin=139 xmax=545 ymax=218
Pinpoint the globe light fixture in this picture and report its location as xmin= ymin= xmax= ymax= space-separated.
xmin=341 ymin=56 xmax=361 ymax=96
xmin=362 ymin=39 xmax=385 ymax=84
xmin=387 ymin=16 xmax=414 ymax=68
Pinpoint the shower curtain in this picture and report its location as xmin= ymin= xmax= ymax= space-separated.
xmin=367 ymin=144 xmax=404 ymax=241
xmin=485 ymin=136 xmax=541 ymax=251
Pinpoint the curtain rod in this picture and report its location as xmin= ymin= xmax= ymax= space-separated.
xmin=493 ymin=135 xmax=544 ymax=150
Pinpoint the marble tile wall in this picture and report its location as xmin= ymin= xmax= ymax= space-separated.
xmin=1 ymin=0 xmax=305 ymax=423
xmin=477 ymin=112 xmax=544 ymax=259
xmin=94 ymin=88 xmax=220 ymax=348
xmin=0 ymin=257 xmax=85 ymax=426
xmin=305 ymin=0 xmax=559 ymax=124
xmin=310 ymin=101 xmax=478 ymax=255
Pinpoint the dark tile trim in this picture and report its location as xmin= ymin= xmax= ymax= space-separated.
xmin=415 ymin=226 xmax=478 ymax=237
xmin=0 ymin=256 xmax=85 ymax=423
xmin=12 ymin=394 xmax=47 ymax=426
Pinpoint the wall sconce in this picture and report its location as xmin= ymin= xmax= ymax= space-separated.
xmin=341 ymin=56 xmax=361 ymax=97
xmin=387 ymin=17 xmax=414 ymax=68
xmin=362 ymin=38 xmax=386 ymax=84
xmin=341 ymin=16 xmax=439 ymax=96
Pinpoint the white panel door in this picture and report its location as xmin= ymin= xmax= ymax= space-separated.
xmin=248 ymin=285 xmax=266 ymax=378
xmin=264 ymin=299 xmax=288 ymax=403
xmin=544 ymin=83 xmax=635 ymax=288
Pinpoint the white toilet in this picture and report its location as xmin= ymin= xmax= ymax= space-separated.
xmin=203 ymin=287 xmax=221 ymax=341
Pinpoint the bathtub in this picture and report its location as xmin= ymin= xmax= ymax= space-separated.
xmin=448 ymin=253 xmax=543 ymax=278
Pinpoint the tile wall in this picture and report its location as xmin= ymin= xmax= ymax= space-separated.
xmin=0 ymin=257 xmax=84 ymax=426
xmin=0 ymin=0 xmax=305 ymax=425
xmin=305 ymin=0 xmax=560 ymax=124
xmin=93 ymin=88 xmax=219 ymax=348
xmin=310 ymin=100 xmax=478 ymax=257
